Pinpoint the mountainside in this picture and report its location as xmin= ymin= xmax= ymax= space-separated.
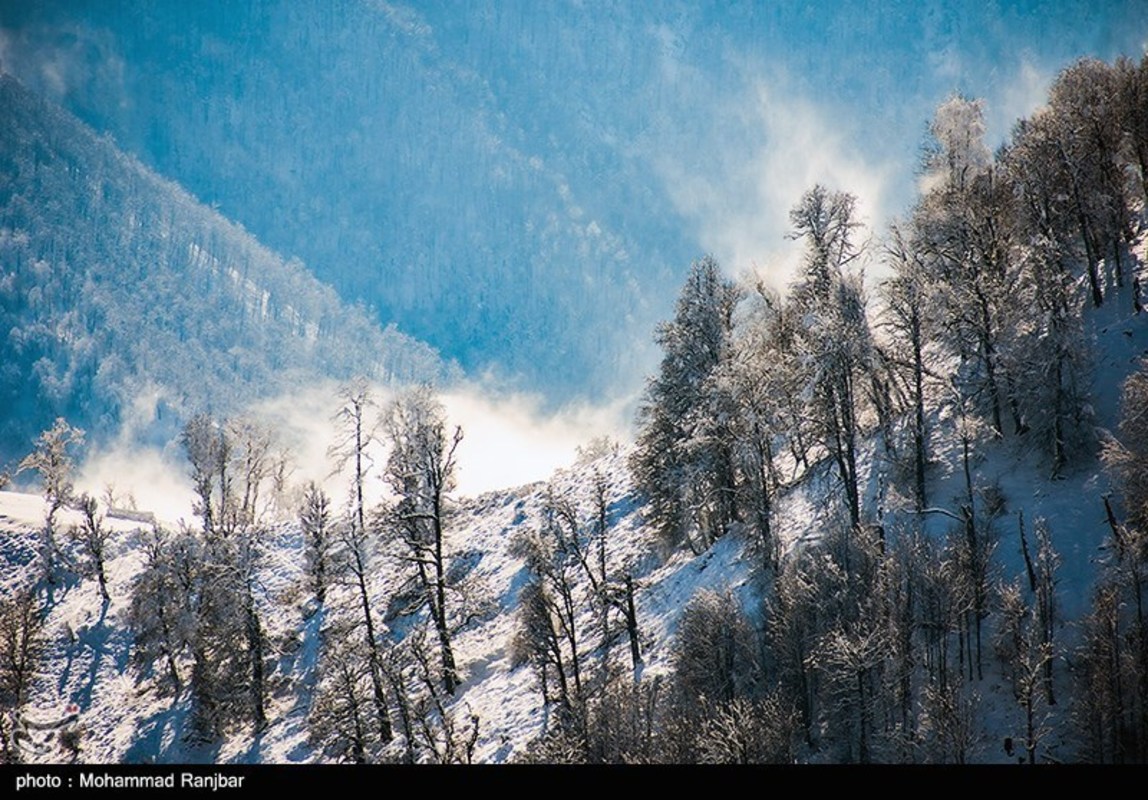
xmin=2 ymin=25 xmax=1148 ymax=766
xmin=4 ymin=2 xmax=1141 ymax=402
xmin=0 ymin=296 xmax=1144 ymax=764
xmin=0 ymin=73 xmax=454 ymax=461
xmin=0 ymin=0 xmax=695 ymax=399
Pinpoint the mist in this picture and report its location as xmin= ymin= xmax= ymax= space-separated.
xmin=71 ymin=381 xmax=634 ymax=525
xmin=648 ymin=63 xmax=894 ymax=289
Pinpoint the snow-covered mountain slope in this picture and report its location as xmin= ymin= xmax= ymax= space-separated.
xmin=0 ymin=73 xmax=454 ymax=464
xmin=0 ymin=285 xmax=1143 ymax=764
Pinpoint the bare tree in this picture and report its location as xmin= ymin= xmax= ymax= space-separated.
xmin=381 ymin=385 xmax=463 ymax=695
xmin=71 ymin=493 xmax=113 ymax=603
xmin=0 ymin=590 xmax=46 ymax=764
xmin=1074 ymin=580 xmax=1130 ymax=762
xmin=225 ymin=416 xmax=278 ymax=532
xmin=673 ymin=589 xmax=759 ymax=712
xmin=328 ymin=378 xmax=377 ymax=544
xmin=997 ymin=582 xmax=1054 ymax=764
xmin=405 ymin=627 xmax=480 ymax=763
xmin=127 ymin=525 xmax=194 ymax=696
xmin=309 ymin=621 xmax=376 ymax=763
xmin=812 ymin=618 xmax=887 ymax=762
xmin=880 ymin=224 xmax=939 ymax=510
xmin=511 ymin=577 xmax=571 ymax=719
xmin=510 ymin=504 xmax=590 ymax=723
xmin=336 ymin=513 xmax=393 ymax=745
xmin=1104 ymin=360 xmax=1148 ymax=535
xmin=917 ymin=680 xmax=980 ymax=764
xmin=696 ymin=695 xmax=796 ymax=764
xmin=18 ymin=417 xmax=84 ymax=583
xmin=181 ymin=413 xmax=228 ymax=537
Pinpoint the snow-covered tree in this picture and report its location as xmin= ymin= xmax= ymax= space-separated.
xmin=225 ymin=416 xmax=279 ymax=532
xmin=788 ymin=184 xmax=873 ymax=530
xmin=880 ymin=223 xmax=942 ymax=510
xmin=128 ymin=525 xmax=195 ymax=696
xmin=921 ymin=95 xmax=991 ymax=196
xmin=695 ymin=695 xmax=796 ymax=764
xmin=335 ymin=505 xmax=393 ymax=745
xmin=631 ymin=255 xmax=742 ymax=552
xmin=996 ymin=581 xmax=1055 ymax=764
xmin=180 ymin=412 xmax=230 ymax=538
xmin=71 ymin=493 xmax=112 ymax=602
xmin=510 ymin=500 xmax=588 ymax=722
xmin=1104 ymin=360 xmax=1148 ymax=535
xmin=718 ymin=281 xmax=788 ymax=568
xmin=300 ymin=482 xmax=334 ymax=605
xmin=1116 ymin=54 xmax=1148 ymax=208
xmin=914 ymin=97 xmax=1027 ymax=439
xmin=1046 ymin=58 xmax=1137 ymax=300
xmin=1004 ymin=114 xmax=1094 ymax=471
xmin=0 ymin=590 xmax=46 ymax=764
xmin=1078 ymin=360 xmax=1148 ymax=761
xmin=512 ymin=577 xmax=572 ymax=722
xmin=328 ymin=378 xmax=377 ymax=542
xmin=18 ymin=417 xmax=84 ymax=583
xmin=811 ymin=618 xmax=887 ymax=763
xmin=309 ymin=620 xmax=378 ymax=763
xmin=381 ymin=385 xmax=463 ymax=695
xmin=175 ymin=412 xmax=279 ymax=734
xmin=672 ymin=589 xmax=759 ymax=711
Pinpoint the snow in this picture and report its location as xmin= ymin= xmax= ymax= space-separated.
xmin=2 ymin=285 xmax=1146 ymax=763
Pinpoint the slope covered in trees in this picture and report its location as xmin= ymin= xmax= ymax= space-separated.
xmin=0 ymin=74 xmax=454 ymax=463
xmin=0 ymin=0 xmax=696 ymax=399
xmin=620 ymin=54 xmax=1148 ymax=762
xmin=1 ymin=54 xmax=1148 ymax=766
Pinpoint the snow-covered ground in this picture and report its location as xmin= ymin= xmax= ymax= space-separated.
xmin=2 ymin=290 xmax=1146 ymax=764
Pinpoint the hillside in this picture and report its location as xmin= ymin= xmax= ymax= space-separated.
xmin=1 ymin=38 xmax=1147 ymax=767
xmin=0 ymin=1 xmax=691 ymax=398
xmin=5 ymin=2 xmax=1140 ymax=402
xmin=0 ymin=289 xmax=1143 ymax=764
xmin=0 ymin=73 xmax=455 ymax=462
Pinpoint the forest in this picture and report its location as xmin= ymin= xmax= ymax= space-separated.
xmin=1 ymin=53 xmax=1148 ymax=764
xmin=0 ymin=73 xmax=453 ymax=465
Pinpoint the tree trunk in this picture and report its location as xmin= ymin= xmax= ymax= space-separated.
xmin=355 ymin=561 xmax=392 ymax=743
xmin=912 ymin=315 xmax=928 ymax=511
xmin=432 ymin=507 xmax=458 ymax=695
xmin=158 ymin=606 xmax=182 ymax=693
xmin=753 ymin=423 xmax=775 ymax=570
xmin=1026 ymin=689 xmax=1036 ymax=764
xmin=95 ymin=555 xmax=109 ymax=602
xmin=978 ymin=320 xmax=1004 ymax=437
xmin=383 ymin=664 xmax=416 ymax=764
xmin=1018 ymin=512 xmax=1037 ymax=594
xmin=245 ymin=585 xmax=266 ymax=730
xmin=624 ymin=574 xmax=641 ymax=675
xmin=340 ymin=660 xmax=367 ymax=764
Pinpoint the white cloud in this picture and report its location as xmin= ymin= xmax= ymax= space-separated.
xmin=648 ymin=67 xmax=893 ymax=291
xmin=248 ymin=379 xmax=631 ymax=498
xmin=75 ymin=380 xmax=633 ymax=525
xmin=986 ymin=57 xmax=1054 ymax=146
xmin=440 ymin=386 xmax=630 ymax=496
xmin=75 ymin=445 xmax=196 ymax=524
